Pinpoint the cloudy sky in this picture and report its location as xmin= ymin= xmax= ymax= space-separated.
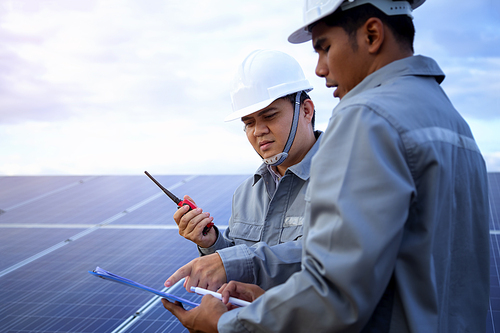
xmin=1 ymin=0 xmax=499 ymax=176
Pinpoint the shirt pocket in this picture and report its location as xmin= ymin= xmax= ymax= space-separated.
xmin=228 ymin=222 xmax=263 ymax=243
xmin=280 ymin=216 xmax=304 ymax=243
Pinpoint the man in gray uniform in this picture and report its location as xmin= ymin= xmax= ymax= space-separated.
xmin=166 ymin=50 xmax=322 ymax=292
xmin=163 ymin=1 xmax=490 ymax=332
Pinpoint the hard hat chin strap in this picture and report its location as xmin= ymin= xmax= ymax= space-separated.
xmin=263 ymin=92 xmax=301 ymax=166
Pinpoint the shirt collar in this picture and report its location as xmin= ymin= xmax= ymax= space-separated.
xmin=342 ymin=55 xmax=445 ymax=102
xmin=253 ymin=130 xmax=323 ymax=186
xmin=267 ymin=164 xmax=282 ymax=186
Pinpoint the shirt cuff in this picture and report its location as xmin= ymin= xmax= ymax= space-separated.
xmin=197 ymin=226 xmax=223 ymax=256
xmin=217 ymin=244 xmax=254 ymax=284
xmin=218 ymin=308 xmax=248 ymax=333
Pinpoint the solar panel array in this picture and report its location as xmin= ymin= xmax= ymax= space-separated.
xmin=0 ymin=175 xmax=248 ymax=333
xmin=0 ymin=173 xmax=499 ymax=332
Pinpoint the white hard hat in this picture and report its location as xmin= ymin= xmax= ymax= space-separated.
xmin=225 ymin=49 xmax=313 ymax=122
xmin=288 ymin=0 xmax=426 ymax=44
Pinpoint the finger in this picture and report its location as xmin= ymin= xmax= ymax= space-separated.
xmin=226 ymin=303 xmax=239 ymax=311
xmin=186 ymin=216 xmax=213 ymax=240
xmin=183 ymin=211 xmax=210 ymax=235
xmin=183 ymin=195 xmax=196 ymax=206
xmin=184 ymin=273 xmax=201 ymax=292
xmin=161 ymin=298 xmax=186 ymax=317
xmin=217 ymin=283 xmax=228 ymax=293
xmin=173 ymin=205 xmax=190 ymax=225
xmin=194 ymin=216 xmax=214 ymax=235
xmin=220 ymin=281 xmax=238 ymax=304
xmin=178 ymin=208 xmax=203 ymax=233
xmin=201 ymin=294 xmax=224 ymax=309
xmin=201 ymin=294 xmax=231 ymax=316
xmin=165 ymin=263 xmax=192 ymax=288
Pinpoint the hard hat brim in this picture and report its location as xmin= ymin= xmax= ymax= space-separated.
xmin=288 ymin=0 xmax=345 ymax=44
xmin=288 ymin=0 xmax=426 ymax=44
xmin=288 ymin=25 xmax=313 ymax=44
xmin=225 ymin=85 xmax=313 ymax=122
xmin=224 ymin=98 xmax=278 ymax=122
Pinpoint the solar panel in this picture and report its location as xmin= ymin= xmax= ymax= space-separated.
xmin=490 ymin=173 xmax=500 ymax=231
xmin=122 ymin=282 xmax=203 ymax=333
xmin=0 ymin=173 xmax=498 ymax=332
xmin=0 ymin=176 xmax=94 ymax=210
xmin=0 ymin=176 xmax=187 ymax=226
xmin=0 ymin=228 xmax=84 ymax=271
xmin=0 ymin=228 xmax=200 ymax=332
xmin=0 ymin=174 xmax=248 ymax=333
xmin=488 ymin=173 xmax=500 ymax=332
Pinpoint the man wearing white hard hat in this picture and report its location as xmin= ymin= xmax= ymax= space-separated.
xmin=165 ymin=49 xmax=322 ymax=293
xmin=163 ymin=1 xmax=490 ymax=332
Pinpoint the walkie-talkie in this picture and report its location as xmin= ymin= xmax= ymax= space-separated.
xmin=144 ymin=171 xmax=214 ymax=235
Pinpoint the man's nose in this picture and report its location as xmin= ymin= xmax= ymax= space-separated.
xmin=315 ymin=55 xmax=328 ymax=78
xmin=253 ymin=121 xmax=269 ymax=136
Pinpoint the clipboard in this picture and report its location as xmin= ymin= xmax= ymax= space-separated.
xmin=88 ymin=266 xmax=199 ymax=308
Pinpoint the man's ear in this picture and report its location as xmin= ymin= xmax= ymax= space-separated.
xmin=363 ymin=17 xmax=384 ymax=54
xmin=302 ymin=99 xmax=315 ymax=123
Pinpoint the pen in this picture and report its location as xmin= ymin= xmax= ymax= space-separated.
xmin=190 ymin=286 xmax=251 ymax=307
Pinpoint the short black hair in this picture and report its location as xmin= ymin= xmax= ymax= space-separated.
xmin=280 ymin=91 xmax=315 ymax=130
xmin=316 ymin=3 xmax=415 ymax=53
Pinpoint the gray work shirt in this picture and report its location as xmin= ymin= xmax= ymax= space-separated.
xmin=218 ymin=55 xmax=490 ymax=332
xmin=199 ymin=131 xmax=322 ymax=289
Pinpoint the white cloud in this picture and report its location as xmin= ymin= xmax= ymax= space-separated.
xmin=0 ymin=117 xmax=261 ymax=175
xmin=465 ymin=117 xmax=500 ymax=154
xmin=0 ymin=0 xmax=499 ymax=175
xmin=484 ymin=153 xmax=500 ymax=172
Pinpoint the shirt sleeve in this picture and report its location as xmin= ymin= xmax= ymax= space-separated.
xmin=218 ymin=105 xmax=415 ymax=332
xmin=217 ymin=239 xmax=303 ymax=289
xmin=198 ymin=225 xmax=235 ymax=256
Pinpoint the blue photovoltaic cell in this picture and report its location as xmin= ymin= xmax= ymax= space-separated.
xmin=0 ymin=174 xmax=246 ymax=333
xmin=0 ymin=176 xmax=92 ymax=210
xmin=490 ymin=173 xmax=500 ymax=231
xmin=0 ymin=229 xmax=199 ymax=332
xmin=0 ymin=175 xmax=187 ymax=226
xmin=116 ymin=175 xmax=249 ymax=226
xmin=0 ymin=228 xmax=86 ymax=271
xmin=175 ymin=175 xmax=251 ymax=222
xmin=489 ymin=234 xmax=500 ymax=332
xmin=0 ymin=173 xmax=498 ymax=333
xmin=488 ymin=173 xmax=500 ymax=333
